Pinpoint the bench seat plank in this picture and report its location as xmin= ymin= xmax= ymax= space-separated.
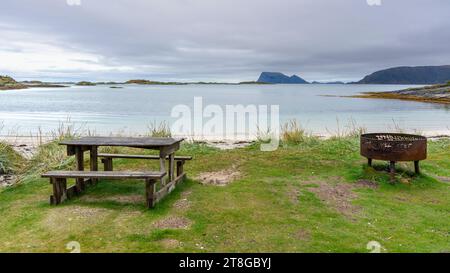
xmin=42 ymin=171 xmax=165 ymax=179
xmin=98 ymin=153 xmax=192 ymax=161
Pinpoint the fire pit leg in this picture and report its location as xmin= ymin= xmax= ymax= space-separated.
xmin=414 ymin=161 xmax=420 ymax=174
xmin=368 ymin=158 xmax=372 ymax=167
xmin=389 ymin=161 xmax=396 ymax=181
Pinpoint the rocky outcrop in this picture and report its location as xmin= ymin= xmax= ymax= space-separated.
xmin=0 ymin=75 xmax=27 ymax=90
xmin=353 ymin=82 xmax=450 ymax=104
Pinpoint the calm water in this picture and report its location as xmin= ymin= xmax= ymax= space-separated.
xmin=0 ymin=84 xmax=449 ymax=138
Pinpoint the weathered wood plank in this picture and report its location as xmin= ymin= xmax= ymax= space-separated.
xmin=50 ymin=177 xmax=67 ymax=205
xmin=98 ymin=153 xmax=192 ymax=161
xmin=102 ymin=157 xmax=113 ymax=171
xmin=90 ymin=146 xmax=98 ymax=184
xmin=75 ymin=146 xmax=85 ymax=191
xmin=176 ymin=161 xmax=184 ymax=177
xmin=168 ymin=153 xmax=175 ymax=182
xmin=145 ymin=178 xmax=157 ymax=208
xmin=160 ymin=143 xmax=180 ymax=158
xmin=154 ymin=173 xmax=186 ymax=204
xmin=43 ymin=171 xmax=166 ymax=179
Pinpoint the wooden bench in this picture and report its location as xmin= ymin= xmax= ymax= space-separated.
xmin=98 ymin=153 xmax=192 ymax=176
xmin=42 ymin=171 xmax=165 ymax=208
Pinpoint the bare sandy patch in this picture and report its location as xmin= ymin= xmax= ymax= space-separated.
xmin=287 ymin=185 xmax=301 ymax=204
xmin=293 ymin=229 xmax=311 ymax=241
xmin=196 ymin=166 xmax=241 ymax=186
xmin=159 ymin=239 xmax=181 ymax=249
xmin=356 ymin=179 xmax=379 ymax=189
xmin=112 ymin=210 xmax=144 ymax=230
xmin=436 ymin=176 xmax=450 ymax=183
xmin=181 ymin=190 xmax=192 ymax=198
xmin=173 ymin=198 xmax=191 ymax=210
xmin=303 ymin=179 xmax=361 ymax=219
xmin=81 ymin=194 xmax=143 ymax=204
xmin=42 ymin=206 xmax=111 ymax=232
xmin=152 ymin=216 xmax=192 ymax=229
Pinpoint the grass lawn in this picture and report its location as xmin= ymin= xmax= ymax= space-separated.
xmin=0 ymin=137 xmax=449 ymax=253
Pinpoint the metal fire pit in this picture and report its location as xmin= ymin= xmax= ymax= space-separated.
xmin=360 ymin=133 xmax=427 ymax=176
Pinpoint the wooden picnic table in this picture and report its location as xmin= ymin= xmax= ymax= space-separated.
xmin=60 ymin=136 xmax=184 ymax=182
xmin=42 ymin=136 xmax=190 ymax=208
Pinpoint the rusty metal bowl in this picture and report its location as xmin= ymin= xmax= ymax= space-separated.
xmin=360 ymin=133 xmax=427 ymax=176
xmin=361 ymin=133 xmax=427 ymax=162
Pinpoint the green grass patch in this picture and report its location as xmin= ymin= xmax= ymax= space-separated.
xmin=0 ymin=137 xmax=449 ymax=252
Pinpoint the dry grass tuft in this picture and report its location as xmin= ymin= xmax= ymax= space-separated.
xmin=281 ymin=119 xmax=307 ymax=144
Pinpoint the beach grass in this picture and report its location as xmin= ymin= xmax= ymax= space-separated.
xmin=0 ymin=136 xmax=449 ymax=253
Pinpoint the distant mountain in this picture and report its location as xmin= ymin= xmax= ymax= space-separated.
xmin=357 ymin=65 xmax=450 ymax=84
xmin=257 ymin=72 xmax=309 ymax=84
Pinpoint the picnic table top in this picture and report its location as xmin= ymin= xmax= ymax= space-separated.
xmin=59 ymin=136 xmax=184 ymax=148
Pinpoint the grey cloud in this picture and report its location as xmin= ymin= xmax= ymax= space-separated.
xmin=1 ymin=0 xmax=450 ymax=82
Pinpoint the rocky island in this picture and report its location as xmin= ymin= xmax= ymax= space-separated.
xmin=1 ymin=76 xmax=67 ymax=90
xmin=75 ymin=81 xmax=97 ymax=86
xmin=257 ymin=72 xmax=309 ymax=84
xmin=126 ymin=79 xmax=187 ymax=85
xmin=0 ymin=76 xmax=27 ymax=90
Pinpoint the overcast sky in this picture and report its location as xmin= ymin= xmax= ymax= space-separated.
xmin=1 ymin=0 xmax=449 ymax=82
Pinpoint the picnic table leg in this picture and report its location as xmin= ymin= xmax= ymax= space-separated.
xmin=159 ymin=154 xmax=167 ymax=185
xmin=75 ymin=146 xmax=85 ymax=192
xmin=90 ymin=146 xmax=98 ymax=184
xmin=168 ymin=153 xmax=175 ymax=182
xmin=145 ymin=178 xmax=157 ymax=208
xmin=50 ymin=177 xmax=67 ymax=205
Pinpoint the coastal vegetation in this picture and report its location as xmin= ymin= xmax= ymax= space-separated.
xmin=1 ymin=76 xmax=68 ymax=90
xmin=0 ymin=76 xmax=27 ymax=90
xmin=238 ymin=81 xmax=272 ymax=85
xmin=351 ymin=83 xmax=450 ymax=104
xmin=0 ymin=123 xmax=448 ymax=252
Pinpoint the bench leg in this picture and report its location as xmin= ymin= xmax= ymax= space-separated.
xmin=168 ymin=153 xmax=175 ymax=182
xmin=368 ymin=158 xmax=372 ymax=167
xmin=176 ymin=160 xmax=184 ymax=177
xmin=160 ymin=156 xmax=167 ymax=186
xmin=145 ymin=178 xmax=157 ymax=208
xmin=50 ymin=178 xmax=67 ymax=205
xmin=102 ymin=157 xmax=113 ymax=171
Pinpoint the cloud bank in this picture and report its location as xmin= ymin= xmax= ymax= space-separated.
xmin=1 ymin=0 xmax=449 ymax=82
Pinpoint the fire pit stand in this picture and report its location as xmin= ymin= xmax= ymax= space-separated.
xmin=360 ymin=133 xmax=427 ymax=178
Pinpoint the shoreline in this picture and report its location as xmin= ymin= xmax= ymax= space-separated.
xmin=2 ymin=130 xmax=449 ymax=156
xmin=350 ymin=93 xmax=450 ymax=105
xmin=347 ymin=83 xmax=450 ymax=105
